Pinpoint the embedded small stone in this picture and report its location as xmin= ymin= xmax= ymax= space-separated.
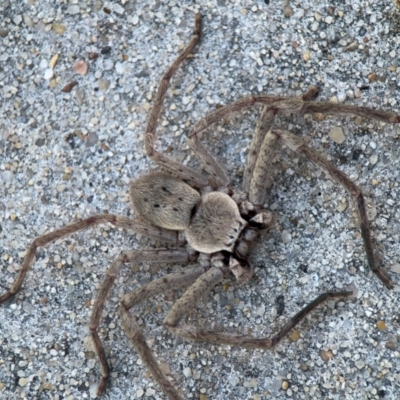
xmin=368 ymin=73 xmax=378 ymax=82
xmin=73 ymin=59 xmax=88 ymax=75
xmin=342 ymin=42 xmax=359 ymax=52
xmin=53 ymin=23 xmax=66 ymax=34
xmin=385 ymin=335 xmax=398 ymax=351
xmin=377 ymin=320 xmax=386 ymax=331
xmin=369 ymin=154 xmax=378 ymax=165
xmin=75 ymin=88 xmax=85 ymax=105
xmin=355 ymin=360 xmax=365 ymax=369
xmin=313 ymin=113 xmax=325 ymax=122
xmin=115 ymin=62 xmax=125 ymax=74
xmin=101 ymin=46 xmax=112 ymax=55
xmin=281 ymin=230 xmax=292 ymax=244
xmin=319 ymin=349 xmax=334 ymax=362
xmin=283 ymin=5 xmax=294 ymax=17
xmin=328 ymin=127 xmax=345 ymax=144
xmin=0 ymin=28 xmax=9 ymax=38
xmin=282 ymin=380 xmax=289 ymax=390
xmin=23 ymin=14 xmax=34 ymax=28
xmin=18 ymin=378 xmax=28 ymax=387
xmin=13 ymin=15 xmax=23 ymax=25
xmin=49 ymin=54 xmax=59 ymax=69
xmin=85 ymin=132 xmax=98 ymax=147
xmin=61 ymin=81 xmax=78 ymax=93
xmin=290 ymin=330 xmax=300 ymax=342
xmin=44 ymin=69 xmax=54 ymax=80
xmin=391 ymin=263 xmax=400 ymax=273
xmin=337 ymin=92 xmax=347 ymax=102
xmin=67 ymin=5 xmax=80 ymax=14
xmin=337 ymin=201 xmax=347 ymax=212
xmin=97 ymin=79 xmax=110 ymax=91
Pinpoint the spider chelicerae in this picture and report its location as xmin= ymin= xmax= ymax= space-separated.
xmin=1 ymin=13 xmax=398 ymax=400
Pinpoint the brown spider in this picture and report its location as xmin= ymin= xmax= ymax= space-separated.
xmin=1 ymin=13 xmax=399 ymax=400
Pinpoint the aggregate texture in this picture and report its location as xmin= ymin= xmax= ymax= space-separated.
xmin=1 ymin=1 xmax=400 ymax=399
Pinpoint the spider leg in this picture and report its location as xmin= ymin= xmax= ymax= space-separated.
xmin=144 ymin=14 xmax=208 ymax=189
xmin=91 ymin=248 xmax=196 ymax=396
xmin=164 ymin=265 xmax=352 ymax=348
xmin=189 ymin=96 xmax=400 ymax=141
xmin=120 ymin=263 xmax=207 ymax=400
xmin=243 ymin=86 xmax=320 ymax=193
xmin=249 ymin=129 xmax=279 ymax=205
xmin=271 ymin=129 xmax=394 ymax=289
xmin=187 ymin=134 xmax=230 ymax=188
xmin=0 ymin=214 xmax=182 ymax=303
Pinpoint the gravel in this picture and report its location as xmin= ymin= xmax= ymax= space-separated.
xmin=1 ymin=1 xmax=400 ymax=399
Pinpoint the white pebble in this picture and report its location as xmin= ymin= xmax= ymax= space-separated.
xmin=132 ymin=14 xmax=139 ymax=25
xmin=337 ymin=92 xmax=347 ymax=103
xmin=113 ymin=4 xmax=125 ymax=14
xmin=43 ymin=68 xmax=54 ymax=80
xmin=67 ymin=5 xmax=80 ymax=15
xmin=281 ymin=230 xmax=292 ymax=244
xmin=115 ymin=62 xmax=125 ymax=74
xmin=369 ymin=154 xmax=378 ymax=165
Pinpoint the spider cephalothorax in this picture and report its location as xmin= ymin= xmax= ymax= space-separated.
xmin=1 ymin=12 xmax=398 ymax=400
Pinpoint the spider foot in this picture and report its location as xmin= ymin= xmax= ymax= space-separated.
xmin=229 ymin=257 xmax=253 ymax=285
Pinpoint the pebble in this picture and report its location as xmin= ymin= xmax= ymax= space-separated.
xmin=355 ymin=360 xmax=365 ymax=370
xmin=115 ymin=62 xmax=125 ymax=74
xmin=328 ymin=127 xmax=345 ymax=144
xmin=385 ymin=335 xmax=398 ymax=351
xmin=73 ymin=60 xmax=88 ymax=75
xmin=336 ymin=201 xmax=347 ymax=212
xmin=337 ymin=92 xmax=347 ymax=102
xmin=290 ymin=330 xmax=300 ymax=342
xmin=0 ymin=28 xmax=9 ymax=38
xmin=342 ymin=42 xmax=359 ymax=52
xmin=53 ymin=23 xmax=66 ymax=34
xmin=86 ymin=132 xmax=98 ymax=147
xmin=103 ymin=59 xmax=114 ymax=71
xmin=369 ymin=154 xmax=378 ymax=165
xmin=391 ymin=263 xmax=400 ymax=273
xmin=376 ymin=320 xmax=386 ymax=331
xmin=132 ymin=14 xmax=139 ymax=25
xmin=49 ymin=54 xmax=59 ymax=69
xmin=368 ymin=73 xmax=378 ymax=82
xmin=43 ymin=69 xmax=54 ymax=80
xmin=67 ymin=5 xmax=80 ymax=15
xmin=23 ymin=14 xmax=34 ymax=28
xmin=281 ymin=230 xmax=292 ymax=244
xmin=75 ymin=88 xmax=85 ymax=105
xmin=97 ymin=79 xmax=110 ymax=91
xmin=61 ymin=81 xmax=78 ymax=93
xmin=113 ymin=3 xmax=125 ymax=14
xmin=13 ymin=15 xmax=22 ymax=25
xmin=18 ymin=378 xmax=28 ymax=387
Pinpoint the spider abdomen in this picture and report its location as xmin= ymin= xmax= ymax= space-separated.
xmin=130 ymin=172 xmax=200 ymax=230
